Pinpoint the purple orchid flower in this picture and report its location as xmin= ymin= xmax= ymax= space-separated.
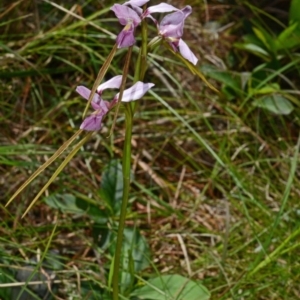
xmin=76 ymin=75 xmax=154 ymax=131
xmin=110 ymin=0 xmax=149 ymax=48
xmin=144 ymin=4 xmax=198 ymax=65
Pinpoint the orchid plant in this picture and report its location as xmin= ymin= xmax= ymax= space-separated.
xmin=76 ymin=76 xmax=154 ymax=131
xmin=6 ymin=1 xmax=213 ymax=299
xmin=110 ymin=0 xmax=198 ymax=64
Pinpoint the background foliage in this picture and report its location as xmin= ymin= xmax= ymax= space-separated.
xmin=1 ymin=0 xmax=299 ymax=299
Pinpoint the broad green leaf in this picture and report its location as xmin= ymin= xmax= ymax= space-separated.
xmin=234 ymin=42 xmax=270 ymax=59
xmin=252 ymin=27 xmax=275 ymax=53
xmin=289 ymin=0 xmax=300 ymax=35
xmin=118 ymin=228 xmax=150 ymax=293
xmin=276 ymin=37 xmax=300 ymax=50
xmin=100 ymin=227 xmax=151 ymax=293
xmin=44 ymin=193 xmax=107 ymax=222
xmin=93 ymin=225 xmax=112 ymax=249
xmin=253 ymin=27 xmax=270 ymax=51
xmin=254 ymin=94 xmax=294 ymax=115
xmin=242 ymin=33 xmax=265 ymax=46
xmin=80 ymin=281 xmax=109 ymax=300
xmin=44 ymin=193 xmax=84 ymax=214
xmin=221 ymin=85 xmax=237 ymax=101
xmin=276 ymin=23 xmax=300 ymax=50
xmin=122 ymin=228 xmax=150 ymax=273
xmin=99 ymin=159 xmax=123 ymax=215
xmin=249 ymin=83 xmax=280 ymax=95
xmin=131 ymin=274 xmax=210 ymax=300
xmin=200 ymin=65 xmax=243 ymax=97
xmin=277 ymin=23 xmax=298 ymax=44
xmin=75 ymin=197 xmax=107 ymax=223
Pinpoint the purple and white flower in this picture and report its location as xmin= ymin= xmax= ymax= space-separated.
xmin=76 ymin=75 xmax=154 ymax=131
xmin=144 ymin=4 xmax=198 ymax=65
xmin=110 ymin=0 xmax=149 ymax=48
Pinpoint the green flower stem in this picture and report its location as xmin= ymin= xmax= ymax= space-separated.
xmin=112 ymin=12 xmax=148 ymax=300
xmin=110 ymin=46 xmax=133 ymax=137
xmin=139 ymin=16 xmax=148 ymax=80
xmin=112 ymin=105 xmax=133 ymax=300
xmin=111 ymin=46 xmax=133 ymax=299
xmin=131 ymin=18 xmax=148 ymax=113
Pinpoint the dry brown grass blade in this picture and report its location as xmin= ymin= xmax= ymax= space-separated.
xmin=164 ymin=41 xmax=219 ymax=94
xmin=5 ymin=130 xmax=83 ymax=207
xmin=21 ymin=131 xmax=92 ymax=218
xmin=82 ymin=44 xmax=118 ymax=119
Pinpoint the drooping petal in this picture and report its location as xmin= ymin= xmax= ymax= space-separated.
xmin=178 ymin=39 xmax=198 ymax=65
xmin=115 ymin=23 xmax=136 ymax=48
xmin=80 ymin=112 xmax=106 ymax=131
xmin=97 ymin=75 xmax=123 ymax=93
xmin=110 ymin=4 xmax=141 ymax=27
xmin=143 ymin=3 xmax=178 ymax=17
xmin=116 ymin=82 xmax=155 ymax=102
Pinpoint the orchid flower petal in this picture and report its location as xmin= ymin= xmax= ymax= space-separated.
xmin=76 ymin=86 xmax=109 ymax=113
xmin=116 ymin=82 xmax=155 ymax=102
xmin=116 ymin=24 xmax=136 ymax=48
xmin=144 ymin=3 xmax=178 ymax=16
xmin=91 ymin=100 xmax=110 ymax=112
xmin=178 ymin=39 xmax=198 ymax=65
xmin=159 ymin=10 xmax=185 ymax=38
xmin=181 ymin=5 xmax=192 ymax=18
xmin=76 ymin=86 xmax=100 ymax=101
xmin=97 ymin=75 xmax=123 ymax=92
xmin=123 ymin=0 xmax=149 ymax=7
xmin=127 ymin=5 xmax=143 ymax=16
xmin=80 ymin=113 xmax=105 ymax=131
xmin=159 ymin=6 xmax=192 ymax=39
xmin=110 ymin=4 xmax=141 ymax=26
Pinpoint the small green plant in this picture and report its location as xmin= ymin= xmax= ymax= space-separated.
xmin=202 ymin=0 xmax=300 ymax=116
xmin=5 ymin=1 xmax=211 ymax=299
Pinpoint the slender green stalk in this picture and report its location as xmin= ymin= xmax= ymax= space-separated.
xmin=110 ymin=46 xmax=133 ymax=298
xmin=112 ymin=12 xmax=148 ymax=300
xmin=139 ymin=15 xmax=148 ymax=80
xmin=112 ymin=105 xmax=133 ymax=300
xmin=109 ymin=46 xmax=133 ymax=137
xmin=131 ymin=17 xmax=148 ymax=113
